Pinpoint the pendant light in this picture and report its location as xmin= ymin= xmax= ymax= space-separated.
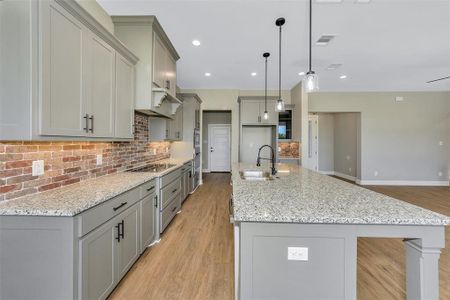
xmin=263 ymin=52 xmax=270 ymax=120
xmin=275 ymin=17 xmax=286 ymax=112
xmin=305 ymin=0 xmax=319 ymax=92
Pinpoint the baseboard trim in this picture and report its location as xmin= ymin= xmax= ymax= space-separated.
xmin=320 ymin=171 xmax=356 ymax=182
xmin=202 ymin=169 xmax=210 ymax=173
xmin=359 ymin=180 xmax=449 ymax=187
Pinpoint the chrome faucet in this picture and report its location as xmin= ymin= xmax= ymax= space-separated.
xmin=256 ymin=144 xmax=277 ymax=175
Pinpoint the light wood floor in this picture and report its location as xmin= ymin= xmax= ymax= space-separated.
xmin=108 ymin=173 xmax=449 ymax=300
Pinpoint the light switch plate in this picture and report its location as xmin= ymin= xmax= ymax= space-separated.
xmin=96 ymin=154 xmax=103 ymax=166
xmin=32 ymin=160 xmax=45 ymax=176
xmin=287 ymin=247 xmax=308 ymax=261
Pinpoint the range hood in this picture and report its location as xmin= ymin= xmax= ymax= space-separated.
xmin=137 ymin=88 xmax=182 ymax=119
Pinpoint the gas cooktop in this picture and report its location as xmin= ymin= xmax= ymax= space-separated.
xmin=127 ymin=163 xmax=177 ymax=173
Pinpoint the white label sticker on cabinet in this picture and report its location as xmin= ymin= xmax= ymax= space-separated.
xmin=287 ymin=247 xmax=308 ymax=261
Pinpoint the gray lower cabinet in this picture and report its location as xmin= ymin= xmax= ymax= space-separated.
xmin=181 ymin=161 xmax=193 ymax=202
xmin=0 ymin=179 xmax=157 ymax=300
xmin=140 ymin=193 xmax=157 ymax=253
xmin=159 ymin=167 xmax=182 ymax=233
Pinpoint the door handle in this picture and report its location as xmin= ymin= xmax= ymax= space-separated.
xmin=83 ymin=114 xmax=89 ymax=133
xmin=89 ymin=115 xmax=94 ymax=133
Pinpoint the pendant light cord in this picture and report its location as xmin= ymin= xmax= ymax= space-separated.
xmin=265 ymin=56 xmax=268 ymax=112
xmin=309 ymin=0 xmax=312 ymax=72
xmin=278 ymin=25 xmax=282 ymax=100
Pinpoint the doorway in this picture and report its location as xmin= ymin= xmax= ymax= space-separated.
xmin=202 ymin=110 xmax=232 ymax=172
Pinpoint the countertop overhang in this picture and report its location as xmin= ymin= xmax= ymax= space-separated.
xmin=232 ymin=163 xmax=450 ymax=226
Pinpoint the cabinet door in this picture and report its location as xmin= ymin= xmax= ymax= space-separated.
xmin=180 ymin=172 xmax=186 ymax=201
xmin=115 ymin=53 xmax=135 ymax=139
xmin=80 ymin=220 xmax=116 ymax=300
xmin=166 ymin=54 xmax=177 ymax=97
xmin=116 ymin=204 xmax=140 ymax=281
xmin=240 ymin=100 xmax=261 ymax=124
xmin=152 ymin=34 xmax=166 ymax=89
xmin=88 ymin=34 xmax=115 ymax=137
xmin=40 ymin=1 xmax=88 ymax=136
xmin=140 ymin=193 xmax=156 ymax=253
xmin=261 ymin=100 xmax=278 ymax=125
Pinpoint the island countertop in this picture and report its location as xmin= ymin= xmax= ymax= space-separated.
xmin=0 ymin=157 xmax=193 ymax=217
xmin=231 ymin=163 xmax=450 ymax=226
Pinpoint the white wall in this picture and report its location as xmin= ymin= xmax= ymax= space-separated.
xmin=333 ymin=113 xmax=359 ymax=179
xmin=310 ymin=92 xmax=450 ymax=184
xmin=76 ymin=0 xmax=114 ymax=33
xmin=318 ymin=114 xmax=334 ymax=172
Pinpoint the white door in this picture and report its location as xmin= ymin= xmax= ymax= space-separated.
xmin=209 ymin=125 xmax=231 ymax=172
xmin=308 ymin=115 xmax=319 ymax=171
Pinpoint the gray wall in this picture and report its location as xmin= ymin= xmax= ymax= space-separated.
xmin=310 ymin=92 xmax=450 ymax=183
xmin=318 ymin=113 xmax=360 ymax=180
xmin=333 ymin=113 xmax=359 ymax=179
xmin=202 ymin=111 xmax=232 ymax=170
xmin=318 ymin=114 xmax=334 ymax=172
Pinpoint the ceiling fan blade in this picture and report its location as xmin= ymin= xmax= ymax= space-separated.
xmin=426 ymin=76 xmax=450 ymax=83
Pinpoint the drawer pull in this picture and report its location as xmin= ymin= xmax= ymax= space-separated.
xmin=172 ymin=188 xmax=177 ymax=193
xmin=171 ymin=206 xmax=177 ymax=212
xmin=113 ymin=202 xmax=128 ymax=211
xmin=147 ymin=186 xmax=155 ymax=192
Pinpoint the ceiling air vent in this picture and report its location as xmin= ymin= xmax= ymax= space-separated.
xmin=316 ymin=35 xmax=335 ymax=46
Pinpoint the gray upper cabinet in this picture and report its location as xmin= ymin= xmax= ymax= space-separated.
xmin=40 ymin=1 xmax=88 ymax=137
xmin=88 ymin=34 xmax=116 ymax=138
xmin=115 ymin=53 xmax=135 ymax=139
xmin=0 ymin=0 xmax=138 ymax=141
xmin=239 ymin=98 xmax=278 ymax=125
xmin=113 ymin=16 xmax=181 ymax=119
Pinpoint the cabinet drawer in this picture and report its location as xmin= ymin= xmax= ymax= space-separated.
xmin=160 ymin=196 xmax=180 ymax=233
xmin=160 ymin=167 xmax=181 ymax=188
xmin=181 ymin=161 xmax=192 ymax=172
xmin=140 ymin=179 xmax=156 ymax=199
xmin=77 ymin=186 xmax=141 ymax=238
xmin=161 ymin=178 xmax=181 ymax=209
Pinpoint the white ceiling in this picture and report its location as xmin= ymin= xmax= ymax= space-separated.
xmin=98 ymin=0 xmax=450 ymax=91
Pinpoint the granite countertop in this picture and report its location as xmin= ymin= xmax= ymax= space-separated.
xmin=0 ymin=157 xmax=193 ymax=217
xmin=232 ymin=163 xmax=450 ymax=226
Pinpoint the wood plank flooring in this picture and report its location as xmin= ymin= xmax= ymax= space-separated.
xmin=108 ymin=173 xmax=449 ymax=300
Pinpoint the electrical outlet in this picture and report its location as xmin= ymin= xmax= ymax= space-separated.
xmin=438 ymin=172 xmax=443 ymax=177
xmin=374 ymin=171 xmax=378 ymax=177
xmin=439 ymin=141 xmax=444 ymax=146
xmin=32 ymin=160 xmax=45 ymax=176
xmin=150 ymin=149 xmax=156 ymax=155
xmin=96 ymin=154 xmax=103 ymax=166
xmin=165 ymin=147 xmax=169 ymax=153
xmin=346 ymin=155 xmax=350 ymax=160
xmin=395 ymin=96 xmax=404 ymax=102
xmin=348 ymin=167 xmax=352 ymax=173
xmin=287 ymin=247 xmax=308 ymax=261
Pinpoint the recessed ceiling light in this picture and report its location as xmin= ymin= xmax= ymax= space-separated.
xmin=251 ymin=72 xmax=257 ymax=76
xmin=326 ymin=63 xmax=342 ymax=70
xmin=298 ymin=72 xmax=305 ymax=76
xmin=204 ymin=72 xmax=211 ymax=77
xmin=340 ymin=75 xmax=347 ymax=79
xmin=355 ymin=0 xmax=371 ymax=3
xmin=192 ymin=40 xmax=201 ymax=46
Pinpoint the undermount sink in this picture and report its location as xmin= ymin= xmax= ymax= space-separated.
xmin=239 ymin=170 xmax=274 ymax=181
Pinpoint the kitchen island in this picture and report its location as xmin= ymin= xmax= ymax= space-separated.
xmin=231 ymin=163 xmax=450 ymax=300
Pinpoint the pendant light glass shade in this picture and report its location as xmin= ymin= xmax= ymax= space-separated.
xmin=276 ymin=99 xmax=285 ymax=112
xmin=305 ymin=71 xmax=319 ymax=92
xmin=263 ymin=111 xmax=269 ymax=120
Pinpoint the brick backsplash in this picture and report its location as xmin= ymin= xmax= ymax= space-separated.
xmin=278 ymin=141 xmax=300 ymax=158
xmin=0 ymin=113 xmax=170 ymax=201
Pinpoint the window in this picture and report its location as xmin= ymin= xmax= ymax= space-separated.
xmin=278 ymin=110 xmax=292 ymax=140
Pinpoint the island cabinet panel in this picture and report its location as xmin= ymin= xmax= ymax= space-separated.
xmin=40 ymin=1 xmax=88 ymax=137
